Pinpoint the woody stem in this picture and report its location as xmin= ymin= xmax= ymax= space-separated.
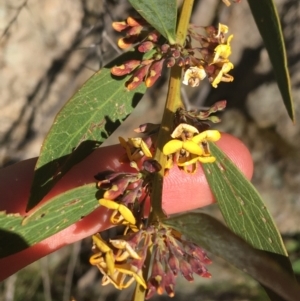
xmin=149 ymin=0 xmax=195 ymax=222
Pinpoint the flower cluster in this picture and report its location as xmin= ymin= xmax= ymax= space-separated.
xmin=185 ymin=23 xmax=234 ymax=88
xmin=90 ymin=225 xmax=211 ymax=298
xmin=163 ymin=125 xmax=221 ymax=173
xmin=146 ymin=226 xmax=211 ymax=299
xmin=96 ymin=160 xmax=159 ymax=230
xmin=90 ymin=101 xmax=224 ymax=296
xmin=90 ymin=232 xmax=149 ymax=289
xmin=161 ymin=101 xmax=226 ymax=173
xmin=111 ymin=16 xmax=163 ymax=90
xmin=111 ymin=17 xmax=234 ymax=90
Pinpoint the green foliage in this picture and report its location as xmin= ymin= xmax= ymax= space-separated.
xmin=164 ymin=213 xmax=300 ymax=301
xmin=27 ymin=51 xmax=147 ymax=211
xmin=247 ymin=0 xmax=294 ymax=121
xmin=0 ymin=1 xmax=298 ymax=300
xmin=128 ymin=0 xmax=177 ymax=44
xmin=0 ymin=184 xmax=98 ymax=258
xmin=202 ymin=142 xmax=286 ymax=255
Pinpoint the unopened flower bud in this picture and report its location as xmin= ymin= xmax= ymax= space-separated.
xmin=168 ymin=253 xmax=180 ymax=275
xmin=126 ymin=64 xmax=151 ymax=90
xmin=148 ymin=31 xmax=160 ymax=42
xmin=166 ymin=57 xmax=176 ymax=67
xmin=112 ymin=21 xmax=128 ymax=32
xmin=145 ymin=59 xmax=164 ymax=87
xmin=118 ymin=36 xmax=138 ymax=49
xmin=127 ymin=25 xmax=143 ymax=36
xmin=160 ymin=44 xmax=170 ymax=53
xmin=143 ymin=159 xmax=161 ymax=173
xmin=138 ymin=41 xmax=154 ymax=53
xmin=180 ymin=260 xmax=194 ymax=282
xmin=149 ymin=261 xmax=165 ymax=294
xmin=111 ymin=60 xmax=140 ymax=76
xmin=177 ymin=57 xmax=185 ymax=67
xmin=172 ymin=49 xmax=181 ymax=59
xmin=126 ymin=16 xmax=144 ymax=27
xmin=164 ymin=269 xmax=176 ymax=297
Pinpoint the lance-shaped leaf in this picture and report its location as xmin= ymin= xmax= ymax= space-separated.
xmin=0 ymin=184 xmax=99 ymax=258
xmin=27 ymin=51 xmax=148 ymax=211
xmin=247 ymin=0 xmax=295 ymax=122
xmin=129 ymin=0 xmax=177 ymax=44
xmin=164 ymin=213 xmax=300 ymax=301
xmin=202 ymin=142 xmax=287 ymax=255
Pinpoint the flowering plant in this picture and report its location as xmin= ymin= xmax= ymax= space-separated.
xmin=0 ymin=1 xmax=298 ymax=301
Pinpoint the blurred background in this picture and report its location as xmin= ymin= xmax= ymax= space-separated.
xmin=0 ymin=0 xmax=299 ymax=300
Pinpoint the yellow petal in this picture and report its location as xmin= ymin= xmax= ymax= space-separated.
xmin=99 ymin=198 xmax=120 ymax=210
xmin=192 ymin=130 xmax=221 ymax=143
xmin=198 ymin=156 xmax=216 ymax=163
xmin=182 ymin=140 xmax=203 ymax=156
xmin=163 ymin=139 xmax=184 ymax=155
xmin=92 ymin=234 xmax=111 ymax=253
xmin=110 ymin=239 xmax=141 ymax=260
xmin=115 ymin=264 xmax=147 ymax=289
xmin=114 ymin=250 xmax=130 ymax=262
xmin=222 ymin=62 xmax=234 ymax=74
xmin=118 ymin=204 xmax=136 ymax=225
xmin=105 ymin=251 xmax=115 ymax=275
xmin=177 ymin=156 xmax=200 ymax=166
xmin=110 ymin=239 xmax=127 ymax=249
xmin=139 ymin=140 xmax=153 ymax=158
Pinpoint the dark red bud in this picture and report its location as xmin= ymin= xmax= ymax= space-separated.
xmin=168 ymin=254 xmax=180 ymax=275
xmin=160 ymin=44 xmax=170 ymax=53
xmin=177 ymin=57 xmax=185 ymax=67
xmin=143 ymin=159 xmax=161 ymax=173
xmin=138 ymin=41 xmax=154 ymax=53
xmin=127 ymin=25 xmax=143 ymax=36
xmin=146 ymin=281 xmax=157 ymax=300
xmin=184 ymin=56 xmax=191 ymax=65
xmin=148 ymin=31 xmax=160 ymax=42
xmin=166 ymin=57 xmax=176 ymax=67
xmin=205 ymin=25 xmax=217 ymax=37
xmin=172 ymin=49 xmax=181 ymax=59
xmin=126 ymin=64 xmax=151 ymax=90
xmin=145 ymin=59 xmax=164 ymax=87
xmin=164 ymin=269 xmax=176 ymax=297
xmin=111 ymin=60 xmax=141 ymax=76
xmin=179 ymin=260 xmax=194 ymax=282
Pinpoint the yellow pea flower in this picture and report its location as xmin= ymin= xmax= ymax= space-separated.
xmin=211 ymin=62 xmax=234 ymax=88
xmin=191 ymin=130 xmax=221 ymax=144
xmin=212 ymin=34 xmax=233 ymax=64
xmin=99 ymin=198 xmax=136 ymax=225
xmin=163 ymin=140 xmax=203 ymax=156
xmin=119 ymin=137 xmax=152 ymax=162
xmin=90 ymin=234 xmax=115 ymax=275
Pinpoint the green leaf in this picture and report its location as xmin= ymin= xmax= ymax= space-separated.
xmin=164 ymin=212 xmax=300 ymax=301
xmin=202 ymin=142 xmax=287 ymax=256
xmin=27 ymin=51 xmax=147 ymax=211
xmin=128 ymin=0 xmax=177 ymax=44
xmin=247 ymin=0 xmax=295 ymax=121
xmin=0 ymin=184 xmax=99 ymax=258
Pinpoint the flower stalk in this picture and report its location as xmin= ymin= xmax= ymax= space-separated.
xmin=148 ymin=0 xmax=195 ymax=223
